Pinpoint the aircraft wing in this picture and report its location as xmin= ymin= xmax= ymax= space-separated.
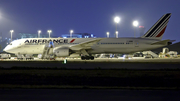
xmin=69 ymin=38 xmax=104 ymax=50
xmin=151 ymin=40 xmax=170 ymax=45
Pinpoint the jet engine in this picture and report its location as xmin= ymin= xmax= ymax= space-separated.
xmin=53 ymin=48 xmax=70 ymax=57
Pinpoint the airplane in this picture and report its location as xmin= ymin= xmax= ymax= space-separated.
xmin=3 ymin=13 xmax=173 ymax=60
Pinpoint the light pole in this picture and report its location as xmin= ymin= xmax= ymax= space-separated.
xmin=106 ymin=32 xmax=109 ymax=38
xmin=0 ymin=10 xmax=1 ymax=19
xmin=133 ymin=21 xmax=139 ymax=37
xmin=115 ymin=31 xmax=118 ymax=38
xmin=47 ymin=30 xmax=52 ymax=38
xmin=38 ymin=30 xmax=41 ymax=38
xmin=114 ymin=16 xmax=120 ymax=37
xmin=70 ymin=30 xmax=73 ymax=38
xmin=10 ymin=30 xmax=14 ymax=42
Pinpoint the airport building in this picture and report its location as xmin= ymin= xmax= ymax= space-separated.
xmin=17 ymin=33 xmax=96 ymax=39
xmin=0 ymin=38 xmax=10 ymax=52
xmin=0 ymin=32 xmax=10 ymax=52
xmin=17 ymin=33 xmax=57 ymax=39
xmin=61 ymin=33 xmax=96 ymax=38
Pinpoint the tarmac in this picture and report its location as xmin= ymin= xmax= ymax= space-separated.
xmin=1 ymin=89 xmax=180 ymax=101
xmin=0 ymin=58 xmax=180 ymax=69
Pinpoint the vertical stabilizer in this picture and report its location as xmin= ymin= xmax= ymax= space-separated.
xmin=141 ymin=13 xmax=171 ymax=40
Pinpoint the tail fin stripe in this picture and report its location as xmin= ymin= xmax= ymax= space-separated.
xmin=152 ymin=21 xmax=168 ymax=37
xmin=156 ymin=26 xmax=167 ymax=37
xmin=143 ymin=14 xmax=166 ymax=37
xmin=145 ymin=14 xmax=170 ymax=37
xmin=150 ymin=18 xmax=169 ymax=37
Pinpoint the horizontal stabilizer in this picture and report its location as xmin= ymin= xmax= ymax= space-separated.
xmin=151 ymin=40 xmax=170 ymax=45
xmin=169 ymin=40 xmax=176 ymax=42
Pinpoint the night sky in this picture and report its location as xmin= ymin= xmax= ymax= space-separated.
xmin=0 ymin=0 xmax=180 ymax=42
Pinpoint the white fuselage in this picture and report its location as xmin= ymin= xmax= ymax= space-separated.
xmin=3 ymin=38 xmax=165 ymax=55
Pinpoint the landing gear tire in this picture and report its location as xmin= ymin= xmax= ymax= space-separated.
xmin=81 ymin=56 xmax=85 ymax=60
xmin=81 ymin=56 xmax=94 ymax=60
xmin=90 ymin=56 xmax=94 ymax=60
xmin=86 ymin=56 xmax=90 ymax=60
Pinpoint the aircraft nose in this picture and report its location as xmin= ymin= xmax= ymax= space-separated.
xmin=3 ymin=46 xmax=8 ymax=52
xmin=3 ymin=45 xmax=11 ymax=52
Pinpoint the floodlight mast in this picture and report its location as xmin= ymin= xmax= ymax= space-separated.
xmin=47 ymin=30 xmax=52 ymax=38
xmin=10 ymin=30 xmax=14 ymax=42
xmin=133 ymin=21 xmax=139 ymax=37
xmin=70 ymin=30 xmax=73 ymax=38
xmin=114 ymin=17 xmax=120 ymax=31
xmin=38 ymin=30 xmax=41 ymax=38
xmin=114 ymin=16 xmax=120 ymax=38
xmin=106 ymin=32 xmax=109 ymax=38
xmin=115 ymin=31 xmax=118 ymax=38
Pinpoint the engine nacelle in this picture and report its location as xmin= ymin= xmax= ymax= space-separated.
xmin=53 ymin=48 xmax=70 ymax=57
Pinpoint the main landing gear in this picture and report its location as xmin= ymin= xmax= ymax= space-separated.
xmin=81 ymin=56 xmax=94 ymax=60
xmin=80 ymin=49 xmax=94 ymax=60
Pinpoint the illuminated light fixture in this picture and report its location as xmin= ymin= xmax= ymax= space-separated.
xmin=115 ymin=31 xmax=118 ymax=38
xmin=38 ymin=30 xmax=41 ymax=38
xmin=133 ymin=21 xmax=139 ymax=27
xmin=114 ymin=16 xmax=120 ymax=23
xmin=133 ymin=21 xmax=139 ymax=37
xmin=114 ymin=16 xmax=120 ymax=37
xmin=47 ymin=30 xmax=52 ymax=38
xmin=70 ymin=30 xmax=73 ymax=38
xmin=106 ymin=32 xmax=109 ymax=38
xmin=10 ymin=30 xmax=14 ymax=42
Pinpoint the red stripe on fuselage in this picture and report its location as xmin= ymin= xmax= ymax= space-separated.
xmin=70 ymin=39 xmax=75 ymax=43
xmin=156 ymin=26 xmax=167 ymax=37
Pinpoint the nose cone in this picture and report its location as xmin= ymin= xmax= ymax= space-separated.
xmin=3 ymin=46 xmax=8 ymax=52
xmin=3 ymin=45 xmax=12 ymax=53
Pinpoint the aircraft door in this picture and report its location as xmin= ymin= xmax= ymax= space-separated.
xmin=134 ymin=41 xmax=139 ymax=47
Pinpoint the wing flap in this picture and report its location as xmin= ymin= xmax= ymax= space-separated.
xmin=70 ymin=38 xmax=103 ymax=50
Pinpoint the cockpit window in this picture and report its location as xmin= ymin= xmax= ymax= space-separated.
xmin=10 ymin=43 xmax=12 ymax=45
